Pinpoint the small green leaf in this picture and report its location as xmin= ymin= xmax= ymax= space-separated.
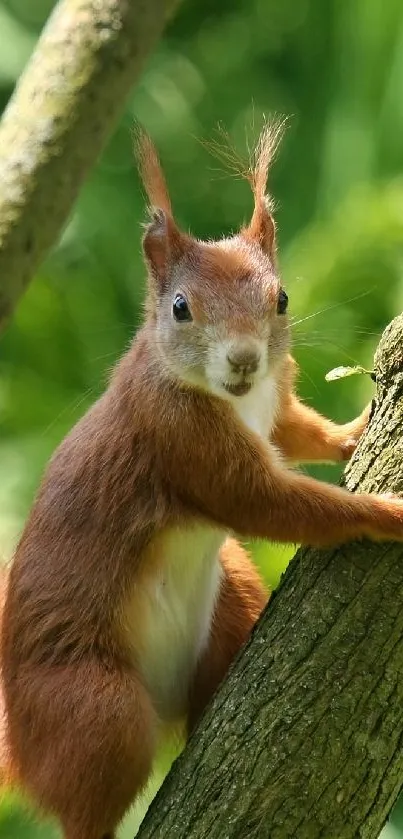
xmin=325 ymin=365 xmax=372 ymax=382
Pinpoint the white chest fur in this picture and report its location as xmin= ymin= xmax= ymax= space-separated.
xmin=229 ymin=375 xmax=278 ymax=439
xmin=127 ymin=377 xmax=277 ymax=721
xmin=133 ymin=526 xmax=224 ymax=721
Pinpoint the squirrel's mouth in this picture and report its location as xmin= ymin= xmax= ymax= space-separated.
xmin=223 ymin=381 xmax=252 ymax=397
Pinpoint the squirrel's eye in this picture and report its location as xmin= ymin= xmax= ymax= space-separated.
xmin=173 ymin=294 xmax=192 ymax=323
xmin=277 ymin=288 xmax=288 ymax=315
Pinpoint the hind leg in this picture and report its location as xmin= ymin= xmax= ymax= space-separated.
xmin=187 ymin=538 xmax=268 ymax=734
xmin=7 ymin=660 xmax=156 ymax=839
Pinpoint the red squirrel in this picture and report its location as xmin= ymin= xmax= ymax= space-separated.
xmin=1 ymin=124 xmax=403 ymax=839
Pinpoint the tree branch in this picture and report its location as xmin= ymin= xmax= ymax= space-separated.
xmin=0 ymin=0 xmax=179 ymax=330
xmin=137 ymin=314 xmax=403 ymax=839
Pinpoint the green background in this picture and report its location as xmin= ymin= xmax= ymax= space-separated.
xmin=1 ymin=0 xmax=403 ymax=836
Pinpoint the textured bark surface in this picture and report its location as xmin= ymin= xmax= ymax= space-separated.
xmin=0 ymin=0 xmax=179 ymax=329
xmin=137 ymin=314 xmax=403 ymax=839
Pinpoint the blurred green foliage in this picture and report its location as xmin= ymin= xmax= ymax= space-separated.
xmin=1 ymin=0 xmax=403 ymax=836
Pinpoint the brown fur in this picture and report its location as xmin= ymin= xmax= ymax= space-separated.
xmin=1 ymin=125 xmax=402 ymax=839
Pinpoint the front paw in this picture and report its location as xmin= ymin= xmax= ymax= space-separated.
xmin=339 ymin=403 xmax=372 ymax=461
xmin=339 ymin=437 xmax=360 ymax=461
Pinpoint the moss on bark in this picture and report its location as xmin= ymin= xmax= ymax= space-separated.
xmin=0 ymin=0 xmax=179 ymax=329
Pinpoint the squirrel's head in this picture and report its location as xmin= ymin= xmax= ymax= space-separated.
xmin=136 ymin=122 xmax=290 ymax=400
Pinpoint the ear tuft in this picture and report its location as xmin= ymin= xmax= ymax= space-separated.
xmin=134 ymin=127 xmax=191 ymax=290
xmin=249 ymin=118 xmax=287 ymax=206
xmin=242 ymin=117 xmax=287 ymax=260
xmin=201 ymin=116 xmax=287 ymax=260
xmin=134 ymin=126 xmax=172 ymax=214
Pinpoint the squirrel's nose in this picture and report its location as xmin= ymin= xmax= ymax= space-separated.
xmin=227 ymin=347 xmax=260 ymax=375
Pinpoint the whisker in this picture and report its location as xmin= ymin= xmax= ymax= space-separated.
xmin=89 ymin=351 xmax=121 ymax=363
xmin=291 ymin=290 xmax=373 ymax=328
xmin=296 ymin=364 xmax=321 ymax=397
xmin=293 ymin=338 xmax=376 ymax=355
xmin=292 ymin=325 xmax=382 ymax=341
xmin=84 ymin=322 xmax=136 ymax=334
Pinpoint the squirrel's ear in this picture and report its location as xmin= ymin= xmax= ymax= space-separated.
xmin=142 ymin=208 xmax=188 ymax=288
xmin=135 ymin=128 xmax=190 ymax=288
xmin=243 ymin=196 xmax=276 ymax=260
xmin=241 ymin=119 xmax=286 ymax=262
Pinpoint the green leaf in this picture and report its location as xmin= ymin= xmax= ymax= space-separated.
xmin=325 ymin=365 xmax=372 ymax=382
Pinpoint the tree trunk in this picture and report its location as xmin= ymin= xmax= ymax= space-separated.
xmin=136 ymin=313 xmax=403 ymax=839
xmin=0 ymin=0 xmax=179 ymax=330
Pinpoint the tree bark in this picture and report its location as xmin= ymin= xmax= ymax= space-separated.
xmin=137 ymin=314 xmax=403 ymax=839
xmin=0 ymin=0 xmax=179 ymax=330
